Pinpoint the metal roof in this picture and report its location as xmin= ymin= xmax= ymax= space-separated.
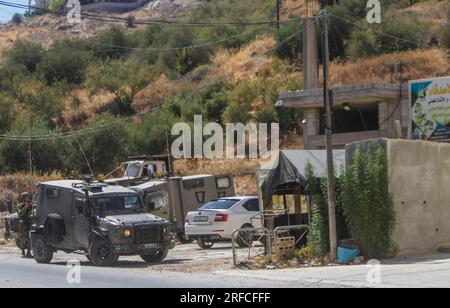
xmin=41 ymin=180 xmax=137 ymax=196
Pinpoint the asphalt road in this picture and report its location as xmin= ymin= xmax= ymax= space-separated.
xmin=0 ymin=253 xmax=271 ymax=288
xmin=2 ymin=244 xmax=450 ymax=288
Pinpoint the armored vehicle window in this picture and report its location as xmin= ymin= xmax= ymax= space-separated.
xmin=46 ymin=188 xmax=59 ymax=199
xmin=125 ymin=164 xmax=141 ymax=177
xmin=216 ymin=177 xmax=231 ymax=189
xmin=145 ymin=192 xmax=167 ymax=210
xmin=94 ymin=195 xmax=142 ymax=212
xmin=242 ymin=199 xmax=260 ymax=212
xmin=184 ymin=179 xmax=204 ymax=189
xmin=200 ymin=199 xmax=240 ymax=210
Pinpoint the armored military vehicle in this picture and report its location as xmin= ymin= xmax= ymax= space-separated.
xmin=30 ymin=178 xmax=174 ymax=267
xmin=105 ymin=155 xmax=172 ymax=187
xmin=131 ymin=174 xmax=235 ymax=242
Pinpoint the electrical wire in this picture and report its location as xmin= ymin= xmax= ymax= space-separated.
xmin=329 ymin=13 xmax=431 ymax=49
xmin=0 ymin=0 xmax=305 ymax=28
xmin=0 ymin=21 xmax=314 ymax=141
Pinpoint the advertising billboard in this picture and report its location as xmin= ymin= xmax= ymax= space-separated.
xmin=410 ymin=77 xmax=450 ymax=141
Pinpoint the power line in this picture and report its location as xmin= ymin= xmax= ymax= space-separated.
xmin=87 ymin=28 xmax=264 ymax=52
xmin=0 ymin=0 xmax=305 ymax=28
xmin=0 ymin=21 xmax=313 ymax=141
xmin=329 ymin=13 xmax=430 ymax=49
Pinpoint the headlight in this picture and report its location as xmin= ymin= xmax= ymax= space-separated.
xmin=123 ymin=229 xmax=132 ymax=238
xmin=116 ymin=228 xmax=132 ymax=238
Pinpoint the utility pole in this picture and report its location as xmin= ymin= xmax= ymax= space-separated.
xmin=320 ymin=9 xmax=337 ymax=260
xmin=276 ymin=0 xmax=281 ymax=29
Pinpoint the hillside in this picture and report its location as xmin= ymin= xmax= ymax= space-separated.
xmin=0 ymin=0 xmax=448 ymax=202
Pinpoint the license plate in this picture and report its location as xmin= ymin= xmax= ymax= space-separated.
xmin=194 ymin=216 xmax=209 ymax=222
xmin=140 ymin=243 xmax=159 ymax=249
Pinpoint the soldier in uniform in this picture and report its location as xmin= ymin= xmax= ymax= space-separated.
xmin=17 ymin=192 xmax=33 ymax=258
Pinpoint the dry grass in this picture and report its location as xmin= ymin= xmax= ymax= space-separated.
xmin=281 ymin=0 xmax=321 ymax=18
xmin=132 ymin=75 xmax=183 ymax=113
xmin=210 ymin=35 xmax=276 ymax=83
xmin=62 ymin=89 xmax=116 ymax=130
xmin=403 ymin=0 xmax=448 ymax=29
xmin=328 ymin=49 xmax=450 ymax=86
xmin=0 ymin=172 xmax=62 ymax=211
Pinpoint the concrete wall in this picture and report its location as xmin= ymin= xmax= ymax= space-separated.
xmin=387 ymin=139 xmax=450 ymax=256
xmin=346 ymin=138 xmax=450 ymax=257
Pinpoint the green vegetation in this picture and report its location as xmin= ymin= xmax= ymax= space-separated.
xmin=304 ymin=148 xmax=395 ymax=261
xmin=342 ymin=146 xmax=396 ymax=259
xmin=11 ymin=13 xmax=23 ymax=25
xmin=0 ymin=0 xmax=442 ymax=175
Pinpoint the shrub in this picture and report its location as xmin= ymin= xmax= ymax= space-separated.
xmin=347 ymin=28 xmax=379 ymax=60
xmin=274 ymin=21 xmax=303 ymax=61
xmin=0 ymin=94 xmax=16 ymax=133
xmin=37 ymin=40 xmax=92 ymax=85
xmin=377 ymin=15 xmax=429 ymax=54
xmin=304 ymin=161 xmax=329 ymax=257
xmin=438 ymin=7 xmax=450 ymax=49
xmin=11 ymin=13 xmax=23 ymax=25
xmin=3 ymin=41 xmax=44 ymax=73
xmin=85 ymin=58 xmax=152 ymax=114
xmin=343 ymin=146 xmax=396 ymax=259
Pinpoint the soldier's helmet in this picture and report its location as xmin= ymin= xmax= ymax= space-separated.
xmin=20 ymin=192 xmax=31 ymax=202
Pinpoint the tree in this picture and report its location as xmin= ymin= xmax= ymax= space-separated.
xmin=347 ymin=28 xmax=379 ymax=60
xmin=13 ymin=78 xmax=64 ymax=128
xmin=3 ymin=41 xmax=44 ymax=73
xmin=90 ymin=26 xmax=132 ymax=60
xmin=85 ymin=58 xmax=152 ymax=114
xmin=11 ymin=13 xmax=23 ymax=25
xmin=66 ymin=113 xmax=130 ymax=174
xmin=0 ymin=94 xmax=16 ymax=133
xmin=37 ymin=39 xmax=92 ymax=85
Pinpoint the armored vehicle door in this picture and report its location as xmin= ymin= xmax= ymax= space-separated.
xmin=71 ymin=196 xmax=90 ymax=249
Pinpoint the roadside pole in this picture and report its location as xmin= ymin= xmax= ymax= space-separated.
xmin=320 ymin=10 xmax=337 ymax=260
xmin=276 ymin=0 xmax=281 ymax=29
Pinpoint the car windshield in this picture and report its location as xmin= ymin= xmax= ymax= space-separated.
xmin=199 ymin=199 xmax=240 ymax=210
xmin=124 ymin=164 xmax=140 ymax=177
xmin=94 ymin=195 xmax=142 ymax=213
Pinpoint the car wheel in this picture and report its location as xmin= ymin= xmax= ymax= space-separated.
xmin=32 ymin=235 xmax=53 ymax=264
xmin=140 ymin=248 xmax=169 ymax=263
xmin=196 ymin=239 xmax=214 ymax=249
xmin=89 ymin=237 xmax=118 ymax=267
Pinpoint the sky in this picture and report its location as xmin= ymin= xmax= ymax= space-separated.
xmin=0 ymin=0 xmax=30 ymax=23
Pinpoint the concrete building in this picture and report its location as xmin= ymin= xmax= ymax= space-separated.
xmin=276 ymin=83 xmax=410 ymax=149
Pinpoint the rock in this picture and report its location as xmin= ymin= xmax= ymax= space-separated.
xmin=352 ymin=256 xmax=365 ymax=265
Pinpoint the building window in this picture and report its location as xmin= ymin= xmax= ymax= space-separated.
xmin=319 ymin=103 xmax=379 ymax=134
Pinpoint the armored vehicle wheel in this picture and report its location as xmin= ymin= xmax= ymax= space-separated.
xmin=140 ymin=248 xmax=168 ymax=263
xmin=196 ymin=239 xmax=214 ymax=249
xmin=89 ymin=238 xmax=118 ymax=267
xmin=32 ymin=235 xmax=54 ymax=264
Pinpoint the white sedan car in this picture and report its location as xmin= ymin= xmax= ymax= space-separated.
xmin=184 ymin=196 xmax=261 ymax=249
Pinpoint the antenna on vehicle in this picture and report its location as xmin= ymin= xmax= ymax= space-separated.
xmin=74 ymin=134 xmax=95 ymax=177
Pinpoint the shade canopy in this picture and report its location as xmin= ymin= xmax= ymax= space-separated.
xmin=256 ymin=150 xmax=346 ymax=207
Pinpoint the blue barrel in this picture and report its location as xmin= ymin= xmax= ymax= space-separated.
xmin=336 ymin=247 xmax=359 ymax=264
